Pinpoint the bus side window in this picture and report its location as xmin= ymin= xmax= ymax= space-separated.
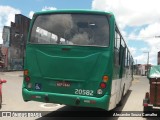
xmin=114 ymin=30 xmax=121 ymax=66
xmin=128 ymin=53 xmax=130 ymax=69
xmin=125 ymin=49 xmax=128 ymax=68
xmin=119 ymin=38 xmax=125 ymax=66
xmin=125 ymin=50 xmax=130 ymax=69
xmin=115 ymin=30 xmax=120 ymax=50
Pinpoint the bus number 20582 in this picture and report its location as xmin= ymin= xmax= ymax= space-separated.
xmin=75 ymin=89 xmax=94 ymax=96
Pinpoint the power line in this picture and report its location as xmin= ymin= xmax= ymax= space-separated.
xmin=124 ymin=35 xmax=160 ymax=39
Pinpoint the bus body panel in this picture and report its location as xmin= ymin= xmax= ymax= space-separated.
xmin=24 ymin=44 xmax=112 ymax=98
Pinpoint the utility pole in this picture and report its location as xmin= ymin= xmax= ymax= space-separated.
xmin=143 ymin=51 xmax=149 ymax=75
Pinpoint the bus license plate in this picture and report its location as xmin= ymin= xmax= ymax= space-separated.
xmin=56 ymin=81 xmax=70 ymax=87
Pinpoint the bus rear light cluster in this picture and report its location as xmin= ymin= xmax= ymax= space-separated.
xmin=99 ymin=75 xmax=108 ymax=89
xmin=24 ymin=69 xmax=31 ymax=82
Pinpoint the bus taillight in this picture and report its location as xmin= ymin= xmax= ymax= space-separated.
xmin=25 ymin=76 xmax=30 ymax=82
xmin=100 ymin=82 xmax=106 ymax=89
xmin=24 ymin=70 xmax=29 ymax=76
xmin=103 ymin=75 xmax=109 ymax=82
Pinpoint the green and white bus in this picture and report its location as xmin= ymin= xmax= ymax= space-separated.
xmin=22 ymin=10 xmax=134 ymax=110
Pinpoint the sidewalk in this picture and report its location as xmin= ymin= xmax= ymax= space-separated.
xmin=0 ymin=71 xmax=23 ymax=78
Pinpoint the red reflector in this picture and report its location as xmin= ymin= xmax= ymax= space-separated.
xmin=31 ymin=96 xmax=36 ymax=98
xmin=100 ymin=82 xmax=106 ymax=89
xmin=90 ymin=100 xmax=96 ymax=104
xmin=25 ymin=76 xmax=30 ymax=82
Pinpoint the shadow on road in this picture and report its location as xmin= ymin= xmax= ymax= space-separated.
xmin=36 ymin=90 xmax=132 ymax=120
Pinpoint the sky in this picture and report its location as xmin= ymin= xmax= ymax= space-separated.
xmin=0 ymin=0 xmax=160 ymax=65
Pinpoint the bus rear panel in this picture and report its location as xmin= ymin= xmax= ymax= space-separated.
xmin=22 ymin=10 xmax=123 ymax=110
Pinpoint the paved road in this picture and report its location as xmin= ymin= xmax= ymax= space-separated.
xmin=0 ymin=71 xmax=157 ymax=120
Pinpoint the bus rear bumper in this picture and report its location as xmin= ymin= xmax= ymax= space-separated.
xmin=22 ymin=88 xmax=110 ymax=110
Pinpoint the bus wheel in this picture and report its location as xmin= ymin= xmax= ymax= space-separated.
xmin=0 ymin=95 xmax=2 ymax=109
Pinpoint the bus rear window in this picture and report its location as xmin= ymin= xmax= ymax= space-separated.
xmin=30 ymin=14 xmax=110 ymax=47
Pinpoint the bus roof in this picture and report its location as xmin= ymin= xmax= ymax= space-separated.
xmin=33 ymin=9 xmax=114 ymax=16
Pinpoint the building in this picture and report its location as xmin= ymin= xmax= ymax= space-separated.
xmin=0 ymin=44 xmax=4 ymax=68
xmin=135 ymin=64 xmax=152 ymax=76
xmin=1 ymin=26 xmax=10 ymax=69
xmin=2 ymin=14 xmax=31 ymax=70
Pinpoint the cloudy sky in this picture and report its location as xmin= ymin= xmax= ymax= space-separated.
xmin=0 ymin=0 xmax=160 ymax=65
